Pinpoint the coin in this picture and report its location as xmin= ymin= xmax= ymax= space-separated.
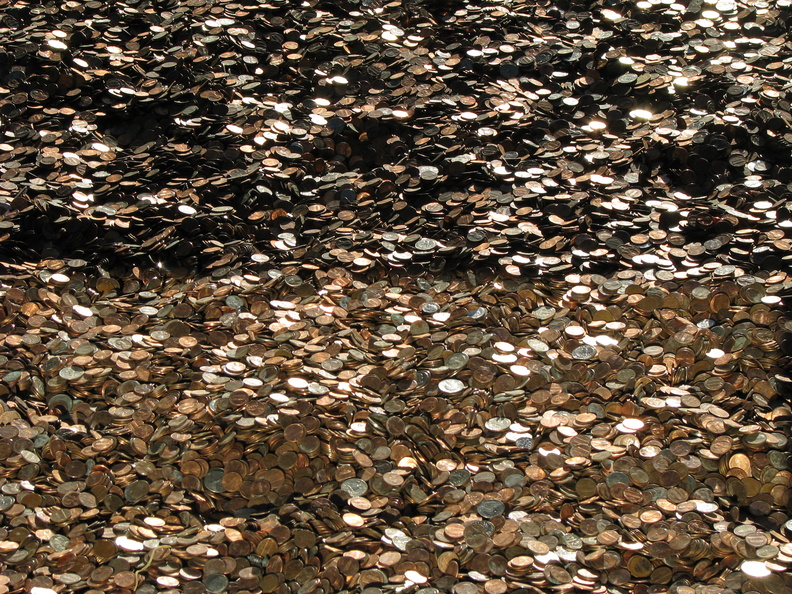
xmin=341 ymin=478 xmax=368 ymax=497
xmin=438 ymin=379 xmax=466 ymax=394
xmin=477 ymin=500 xmax=505 ymax=519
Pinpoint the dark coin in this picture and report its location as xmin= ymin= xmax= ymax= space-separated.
xmin=477 ymin=500 xmax=505 ymax=519
xmin=204 ymin=469 xmax=225 ymax=493
xmin=341 ymin=478 xmax=368 ymax=497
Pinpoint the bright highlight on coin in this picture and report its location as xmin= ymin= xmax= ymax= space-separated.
xmin=629 ymin=109 xmax=653 ymax=120
xmin=438 ymin=379 xmax=465 ymax=394
xmin=741 ymin=561 xmax=771 ymax=577
xmin=287 ymin=378 xmax=309 ymax=389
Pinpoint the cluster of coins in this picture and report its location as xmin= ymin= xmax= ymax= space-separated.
xmin=0 ymin=0 xmax=790 ymax=279
xmin=0 ymin=265 xmax=790 ymax=593
xmin=0 ymin=0 xmax=791 ymax=593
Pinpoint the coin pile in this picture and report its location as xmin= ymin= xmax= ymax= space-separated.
xmin=1 ymin=0 xmax=792 ymax=593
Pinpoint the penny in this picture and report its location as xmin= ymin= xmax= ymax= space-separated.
xmin=576 ymin=478 xmax=598 ymax=499
xmin=546 ymin=566 xmax=572 ymax=585
xmin=124 ymin=480 xmax=149 ymax=504
xmin=627 ymin=556 xmax=654 ymax=578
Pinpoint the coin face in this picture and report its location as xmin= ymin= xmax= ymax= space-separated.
xmin=477 ymin=499 xmax=505 ymax=519
xmin=341 ymin=478 xmax=368 ymax=497
xmin=203 ymin=469 xmax=225 ymax=493
xmin=438 ymin=379 xmax=466 ymax=394
xmin=484 ymin=417 xmax=511 ymax=432
xmin=572 ymin=345 xmax=597 ymax=360
xmin=515 ymin=436 xmax=535 ymax=450
xmin=121 ymin=479 xmax=149 ymax=504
